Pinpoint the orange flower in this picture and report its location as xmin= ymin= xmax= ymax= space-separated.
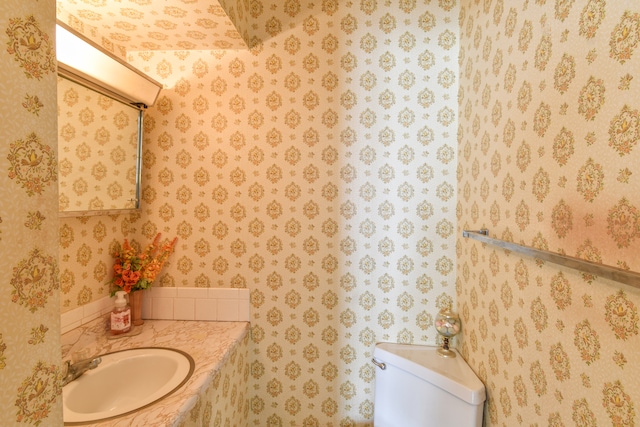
xmin=109 ymin=233 xmax=177 ymax=295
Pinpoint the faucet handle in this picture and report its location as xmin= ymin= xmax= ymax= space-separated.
xmin=89 ymin=357 xmax=102 ymax=368
xmin=61 ymin=355 xmax=103 ymax=387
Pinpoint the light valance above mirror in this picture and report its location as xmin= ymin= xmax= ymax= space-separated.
xmin=56 ymin=21 xmax=162 ymax=108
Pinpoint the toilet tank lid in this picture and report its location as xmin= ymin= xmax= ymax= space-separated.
xmin=373 ymin=343 xmax=486 ymax=405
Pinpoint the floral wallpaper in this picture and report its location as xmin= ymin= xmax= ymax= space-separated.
xmin=57 ymin=0 xmax=248 ymax=52
xmin=182 ymin=332 xmax=249 ymax=427
xmin=54 ymin=0 xmax=640 ymax=426
xmin=59 ymin=211 xmax=142 ymax=311
xmin=458 ymin=0 xmax=640 ymax=425
xmin=131 ymin=1 xmax=460 ymax=424
xmin=0 ymin=0 xmax=63 ymax=425
xmin=60 ymin=0 xmax=460 ymax=424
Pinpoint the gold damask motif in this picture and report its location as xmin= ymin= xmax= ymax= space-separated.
xmin=5 ymin=15 xmax=55 ymax=80
xmin=572 ymin=398 xmax=596 ymax=427
xmin=579 ymin=0 xmax=606 ymax=39
xmin=15 ymin=362 xmax=61 ymax=425
xmin=576 ymin=158 xmax=604 ymax=202
xmin=608 ymin=105 xmax=640 ymax=156
xmin=604 ymin=290 xmax=639 ymax=340
xmin=7 ymin=132 xmax=56 ymax=196
xmin=602 ymin=380 xmax=635 ymax=426
xmin=609 ymin=11 xmax=640 ymax=64
xmin=607 ymin=198 xmax=640 ymax=249
xmin=10 ymin=248 xmax=59 ymax=312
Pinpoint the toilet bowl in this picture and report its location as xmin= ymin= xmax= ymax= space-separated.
xmin=372 ymin=343 xmax=485 ymax=427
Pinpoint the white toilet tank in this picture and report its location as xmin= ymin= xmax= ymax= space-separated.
xmin=372 ymin=343 xmax=485 ymax=427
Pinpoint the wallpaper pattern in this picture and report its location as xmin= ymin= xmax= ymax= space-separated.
xmin=57 ymin=0 xmax=248 ymax=52
xmin=458 ymin=0 xmax=640 ymax=425
xmin=62 ymin=0 xmax=460 ymax=425
xmin=132 ymin=1 xmax=460 ymax=424
xmin=0 ymin=0 xmax=63 ymax=424
xmin=54 ymin=0 xmax=640 ymax=426
xmin=182 ymin=332 xmax=249 ymax=427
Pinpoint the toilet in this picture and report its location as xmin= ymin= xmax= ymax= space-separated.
xmin=372 ymin=343 xmax=485 ymax=427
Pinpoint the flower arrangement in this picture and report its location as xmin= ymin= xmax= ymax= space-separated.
xmin=110 ymin=233 xmax=177 ymax=294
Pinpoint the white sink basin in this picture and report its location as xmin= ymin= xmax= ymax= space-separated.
xmin=63 ymin=347 xmax=194 ymax=424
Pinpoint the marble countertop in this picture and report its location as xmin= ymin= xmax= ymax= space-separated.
xmin=61 ymin=317 xmax=250 ymax=426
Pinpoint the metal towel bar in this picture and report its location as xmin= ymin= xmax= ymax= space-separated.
xmin=462 ymin=229 xmax=640 ymax=289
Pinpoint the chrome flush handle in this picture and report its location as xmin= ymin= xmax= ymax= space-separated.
xmin=371 ymin=358 xmax=386 ymax=370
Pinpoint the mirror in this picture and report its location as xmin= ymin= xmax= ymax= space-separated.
xmin=57 ymin=75 xmax=142 ymax=216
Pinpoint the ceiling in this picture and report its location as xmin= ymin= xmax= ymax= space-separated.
xmin=56 ymin=0 xmax=249 ymax=53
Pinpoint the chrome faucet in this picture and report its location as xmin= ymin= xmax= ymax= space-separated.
xmin=62 ymin=356 xmax=102 ymax=386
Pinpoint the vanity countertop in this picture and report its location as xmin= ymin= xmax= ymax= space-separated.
xmin=61 ymin=317 xmax=250 ymax=426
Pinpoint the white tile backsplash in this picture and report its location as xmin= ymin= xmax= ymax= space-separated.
xmin=147 ymin=287 xmax=177 ymax=298
xmin=174 ymin=298 xmax=196 ymax=320
xmin=195 ymin=298 xmax=218 ymax=321
xmin=152 ymin=297 xmax=175 ymax=319
xmin=217 ymin=298 xmax=239 ymax=321
xmin=238 ymin=299 xmax=250 ymax=321
xmin=61 ymin=287 xmax=251 ymax=333
xmin=210 ymin=288 xmax=239 ymax=299
xmin=177 ymin=287 xmax=209 ymax=299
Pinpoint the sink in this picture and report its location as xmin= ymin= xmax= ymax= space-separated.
xmin=63 ymin=347 xmax=195 ymax=424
